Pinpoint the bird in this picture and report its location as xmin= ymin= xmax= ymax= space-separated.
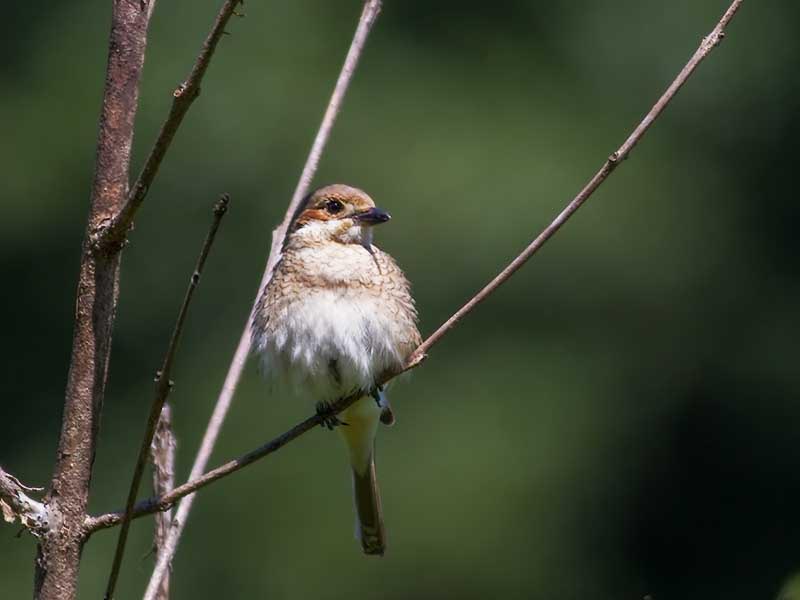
xmin=252 ymin=183 xmax=421 ymax=556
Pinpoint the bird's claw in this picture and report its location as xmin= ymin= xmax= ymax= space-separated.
xmin=316 ymin=401 xmax=348 ymax=430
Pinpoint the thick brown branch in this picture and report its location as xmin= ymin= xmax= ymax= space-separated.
xmin=140 ymin=3 xmax=384 ymax=598
xmin=38 ymin=1 xmax=155 ymax=598
xmin=101 ymin=0 xmax=243 ymax=247
xmin=85 ymin=0 xmax=743 ymax=537
xmin=103 ymin=195 xmax=228 ymax=600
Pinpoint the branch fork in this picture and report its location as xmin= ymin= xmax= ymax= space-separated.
xmin=99 ymin=0 xmax=244 ymax=250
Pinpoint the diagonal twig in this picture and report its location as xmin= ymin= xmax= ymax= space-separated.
xmin=402 ymin=0 xmax=745 ymax=364
xmin=101 ymin=0 xmax=244 ymax=248
xmin=139 ymin=2 xmax=384 ymax=598
xmin=84 ymin=0 xmax=746 ymax=539
xmin=103 ymin=195 xmax=229 ymax=600
xmin=85 ymin=385 xmax=371 ymax=533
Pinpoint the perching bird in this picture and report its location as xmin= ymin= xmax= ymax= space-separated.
xmin=252 ymin=184 xmax=421 ymax=556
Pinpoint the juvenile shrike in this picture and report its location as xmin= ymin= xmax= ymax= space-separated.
xmin=252 ymin=184 xmax=421 ymax=556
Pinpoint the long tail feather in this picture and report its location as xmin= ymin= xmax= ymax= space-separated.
xmin=340 ymin=396 xmax=385 ymax=555
xmin=351 ymin=456 xmax=385 ymax=556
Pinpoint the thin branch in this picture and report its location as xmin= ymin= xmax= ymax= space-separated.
xmin=0 ymin=468 xmax=48 ymax=537
xmin=101 ymin=0 xmax=244 ymax=247
xmin=150 ymin=404 xmax=176 ymax=600
xmin=140 ymin=2 xmax=383 ymax=598
xmin=103 ymin=195 xmax=229 ymax=600
xmin=404 ymin=0 xmax=745 ymax=366
xmin=85 ymin=0 xmax=743 ymax=536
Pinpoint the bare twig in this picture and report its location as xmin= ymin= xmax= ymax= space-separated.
xmin=103 ymin=195 xmax=229 ymax=600
xmin=38 ymin=1 xmax=155 ymax=597
xmin=0 ymin=468 xmax=48 ymax=536
xmin=101 ymin=0 xmax=244 ymax=247
xmin=85 ymin=0 xmax=743 ymax=537
xmin=403 ymin=0 xmax=745 ymax=366
xmin=140 ymin=2 xmax=383 ymax=598
xmin=3 ymin=471 xmax=44 ymax=494
xmin=151 ymin=404 xmax=177 ymax=600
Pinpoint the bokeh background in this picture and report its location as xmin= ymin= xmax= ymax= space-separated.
xmin=2 ymin=1 xmax=799 ymax=598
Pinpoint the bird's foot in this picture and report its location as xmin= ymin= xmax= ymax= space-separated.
xmin=315 ymin=400 xmax=348 ymax=430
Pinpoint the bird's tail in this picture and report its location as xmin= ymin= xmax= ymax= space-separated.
xmin=351 ymin=455 xmax=385 ymax=555
xmin=339 ymin=396 xmax=385 ymax=555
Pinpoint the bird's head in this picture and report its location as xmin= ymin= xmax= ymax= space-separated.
xmin=290 ymin=184 xmax=390 ymax=248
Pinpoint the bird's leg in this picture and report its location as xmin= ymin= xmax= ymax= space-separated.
xmin=317 ymin=360 xmax=351 ymax=429
xmin=369 ymin=385 xmax=384 ymax=408
xmin=315 ymin=400 xmax=348 ymax=430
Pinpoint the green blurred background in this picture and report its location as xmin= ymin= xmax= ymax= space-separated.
xmin=2 ymin=1 xmax=799 ymax=598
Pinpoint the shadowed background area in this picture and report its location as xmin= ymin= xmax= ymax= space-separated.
xmin=2 ymin=1 xmax=799 ymax=598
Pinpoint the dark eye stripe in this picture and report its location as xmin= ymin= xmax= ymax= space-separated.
xmin=325 ymin=199 xmax=344 ymax=214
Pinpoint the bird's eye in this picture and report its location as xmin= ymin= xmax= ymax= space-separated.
xmin=325 ymin=199 xmax=344 ymax=214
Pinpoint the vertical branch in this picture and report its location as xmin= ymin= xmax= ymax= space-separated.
xmin=150 ymin=405 xmax=176 ymax=600
xmin=35 ymin=1 xmax=155 ymax=598
xmin=142 ymin=1 xmax=383 ymax=598
xmin=103 ymin=195 xmax=229 ymax=600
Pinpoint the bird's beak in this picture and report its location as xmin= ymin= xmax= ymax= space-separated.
xmin=353 ymin=207 xmax=391 ymax=225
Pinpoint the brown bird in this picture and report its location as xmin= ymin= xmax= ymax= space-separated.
xmin=252 ymin=184 xmax=421 ymax=556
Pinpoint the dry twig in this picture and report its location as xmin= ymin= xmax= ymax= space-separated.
xmin=85 ymin=0 xmax=744 ymax=538
xmin=103 ymin=195 xmax=229 ymax=600
xmin=405 ymin=0 xmax=744 ymax=366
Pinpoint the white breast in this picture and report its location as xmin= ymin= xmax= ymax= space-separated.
xmin=255 ymin=286 xmax=405 ymax=402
